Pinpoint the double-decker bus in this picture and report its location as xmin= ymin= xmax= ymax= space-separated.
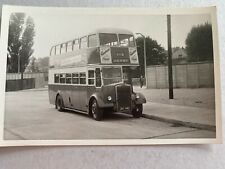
xmin=48 ymin=28 xmax=146 ymax=121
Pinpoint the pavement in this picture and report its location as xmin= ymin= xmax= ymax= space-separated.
xmin=133 ymin=86 xmax=216 ymax=131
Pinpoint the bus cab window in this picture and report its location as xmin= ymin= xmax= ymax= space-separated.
xmin=88 ymin=70 xmax=95 ymax=85
xmin=102 ymin=67 xmax=122 ymax=85
xmin=60 ymin=74 xmax=66 ymax=83
xmin=95 ymin=68 xmax=101 ymax=87
xmin=80 ymin=37 xmax=88 ymax=49
xmin=79 ymin=72 xmax=86 ymax=84
xmin=66 ymin=73 xmax=72 ymax=84
xmin=72 ymin=73 xmax=79 ymax=84
xmin=54 ymin=74 xmax=59 ymax=83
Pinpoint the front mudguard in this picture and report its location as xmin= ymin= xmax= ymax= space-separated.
xmin=89 ymin=93 xmax=113 ymax=109
xmin=134 ymin=92 xmax=146 ymax=105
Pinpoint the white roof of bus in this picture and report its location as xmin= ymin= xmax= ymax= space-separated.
xmin=92 ymin=28 xmax=134 ymax=35
xmin=52 ymin=28 xmax=134 ymax=48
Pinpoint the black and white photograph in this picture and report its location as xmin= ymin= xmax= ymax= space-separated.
xmin=0 ymin=6 xmax=222 ymax=145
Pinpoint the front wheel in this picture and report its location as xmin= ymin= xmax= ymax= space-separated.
xmin=90 ymin=99 xmax=103 ymax=121
xmin=132 ymin=104 xmax=143 ymax=118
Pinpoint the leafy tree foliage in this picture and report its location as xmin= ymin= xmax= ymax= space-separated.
xmin=136 ymin=36 xmax=166 ymax=76
xmin=7 ymin=13 xmax=25 ymax=72
xmin=25 ymin=56 xmax=49 ymax=73
xmin=19 ymin=16 xmax=35 ymax=72
xmin=7 ymin=13 xmax=35 ymax=73
xmin=25 ymin=56 xmax=39 ymax=73
xmin=185 ymin=23 xmax=213 ymax=62
xmin=36 ymin=56 xmax=49 ymax=73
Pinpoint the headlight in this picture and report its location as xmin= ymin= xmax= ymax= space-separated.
xmin=107 ymin=96 xmax=112 ymax=101
xmin=136 ymin=94 xmax=140 ymax=99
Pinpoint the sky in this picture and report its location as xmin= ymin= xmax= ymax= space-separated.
xmin=21 ymin=11 xmax=211 ymax=58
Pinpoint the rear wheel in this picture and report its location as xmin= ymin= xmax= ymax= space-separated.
xmin=132 ymin=104 xmax=143 ymax=118
xmin=56 ymin=95 xmax=64 ymax=112
xmin=91 ymin=99 xmax=103 ymax=121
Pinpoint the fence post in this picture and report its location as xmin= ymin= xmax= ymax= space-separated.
xmin=185 ymin=64 xmax=188 ymax=88
xmin=197 ymin=63 xmax=200 ymax=88
xmin=20 ymin=72 xmax=23 ymax=90
xmin=155 ymin=66 xmax=157 ymax=88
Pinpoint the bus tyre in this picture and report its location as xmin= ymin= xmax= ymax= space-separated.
xmin=91 ymin=99 xmax=103 ymax=121
xmin=132 ymin=104 xmax=143 ymax=118
xmin=56 ymin=95 xmax=64 ymax=112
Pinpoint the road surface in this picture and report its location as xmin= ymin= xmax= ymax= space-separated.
xmin=4 ymin=88 xmax=215 ymax=140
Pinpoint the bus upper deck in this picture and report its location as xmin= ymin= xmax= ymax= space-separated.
xmin=49 ymin=28 xmax=139 ymax=69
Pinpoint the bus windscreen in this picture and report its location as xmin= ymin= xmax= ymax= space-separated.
xmin=102 ymin=67 xmax=122 ymax=85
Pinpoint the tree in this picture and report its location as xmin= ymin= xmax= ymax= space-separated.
xmin=7 ymin=13 xmax=35 ymax=73
xmin=19 ymin=16 xmax=35 ymax=72
xmin=185 ymin=23 xmax=213 ymax=62
xmin=136 ymin=36 xmax=166 ymax=76
xmin=7 ymin=13 xmax=25 ymax=73
xmin=36 ymin=56 xmax=49 ymax=73
xmin=25 ymin=56 xmax=49 ymax=73
xmin=25 ymin=56 xmax=39 ymax=73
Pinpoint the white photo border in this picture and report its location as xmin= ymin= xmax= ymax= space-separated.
xmin=0 ymin=6 xmax=222 ymax=146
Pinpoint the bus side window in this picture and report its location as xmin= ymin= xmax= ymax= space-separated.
xmin=73 ymin=39 xmax=79 ymax=50
xmin=79 ymin=72 xmax=86 ymax=84
xmin=72 ymin=73 xmax=79 ymax=84
xmin=54 ymin=74 xmax=59 ymax=83
xmin=60 ymin=74 xmax=66 ymax=83
xmin=80 ymin=36 xmax=87 ymax=49
xmin=66 ymin=73 xmax=72 ymax=84
xmin=88 ymin=70 xmax=95 ymax=85
xmin=95 ymin=68 xmax=101 ymax=87
xmin=88 ymin=34 xmax=98 ymax=48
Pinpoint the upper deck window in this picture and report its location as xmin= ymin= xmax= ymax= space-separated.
xmin=119 ymin=34 xmax=135 ymax=47
xmin=88 ymin=34 xmax=98 ymax=47
xmin=99 ymin=33 xmax=118 ymax=46
xmin=73 ymin=39 xmax=79 ymax=50
xmin=61 ymin=43 xmax=67 ymax=54
xmin=80 ymin=36 xmax=88 ymax=49
xmin=50 ymin=47 xmax=55 ymax=55
xmin=67 ymin=41 xmax=73 ymax=52
xmin=55 ymin=45 xmax=60 ymax=55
